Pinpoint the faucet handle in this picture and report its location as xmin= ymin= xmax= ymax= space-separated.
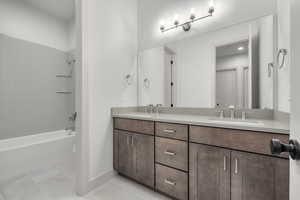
xmin=241 ymin=111 xmax=246 ymax=120
xmin=155 ymin=104 xmax=163 ymax=114
xmin=217 ymin=110 xmax=224 ymax=119
xmin=147 ymin=104 xmax=154 ymax=113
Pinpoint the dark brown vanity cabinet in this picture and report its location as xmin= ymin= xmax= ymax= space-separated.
xmin=189 ymin=143 xmax=289 ymax=200
xmin=116 ymin=130 xmax=155 ymax=188
xmin=231 ymin=151 xmax=289 ymax=200
xmin=189 ymin=143 xmax=231 ymax=200
xmin=114 ymin=118 xmax=290 ymax=200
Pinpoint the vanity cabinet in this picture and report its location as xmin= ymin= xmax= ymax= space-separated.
xmin=113 ymin=117 xmax=289 ymax=200
xmin=116 ymin=130 xmax=155 ymax=188
xmin=231 ymin=151 xmax=289 ymax=200
xmin=189 ymin=143 xmax=289 ymax=200
xmin=189 ymin=143 xmax=230 ymax=200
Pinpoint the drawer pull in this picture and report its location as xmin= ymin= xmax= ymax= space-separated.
xmin=164 ymin=151 xmax=176 ymax=156
xmin=223 ymin=156 xmax=227 ymax=171
xmin=163 ymin=129 xmax=176 ymax=134
xmin=127 ymin=136 xmax=130 ymax=145
xmin=234 ymin=158 xmax=238 ymax=174
xmin=164 ymin=179 xmax=176 ymax=186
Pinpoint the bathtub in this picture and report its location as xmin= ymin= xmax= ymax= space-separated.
xmin=0 ymin=130 xmax=76 ymax=184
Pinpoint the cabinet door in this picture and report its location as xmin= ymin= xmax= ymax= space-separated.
xmin=189 ymin=143 xmax=230 ymax=200
xmin=118 ymin=131 xmax=134 ymax=178
xmin=231 ymin=151 xmax=289 ymax=200
xmin=113 ymin=132 xmax=118 ymax=170
xmin=134 ymin=134 xmax=154 ymax=188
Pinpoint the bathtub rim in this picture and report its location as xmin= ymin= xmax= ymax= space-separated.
xmin=0 ymin=130 xmax=76 ymax=153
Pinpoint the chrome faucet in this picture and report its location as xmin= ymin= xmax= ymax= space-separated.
xmin=217 ymin=110 xmax=224 ymax=119
xmin=228 ymin=105 xmax=235 ymax=119
xmin=241 ymin=111 xmax=246 ymax=120
xmin=146 ymin=104 xmax=154 ymax=113
xmin=155 ymin=104 xmax=163 ymax=114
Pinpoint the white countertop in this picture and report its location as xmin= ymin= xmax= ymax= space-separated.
xmin=112 ymin=112 xmax=290 ymax=135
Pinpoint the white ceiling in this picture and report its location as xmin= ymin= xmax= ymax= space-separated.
xmin=21 ymin=0 xmax=75 ymax=22
xmin=216 ymin=40 xmax=249 ymax=58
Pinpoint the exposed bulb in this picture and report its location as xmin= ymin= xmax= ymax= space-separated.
xmin=160 ymin=20 xmax=165 ymax=31
xmin=174 ymin=14 xmax=179 ymax=26
xmin=209 ymin=0 xmax=215 ymax=14
xmin=209 ymin=0 xmax=215 ymax=8
xmin=190 ymin=8 xmax=196 ymax=20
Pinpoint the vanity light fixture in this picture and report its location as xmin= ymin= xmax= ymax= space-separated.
xmin=160 ymin=0 xmax=215 ymax=33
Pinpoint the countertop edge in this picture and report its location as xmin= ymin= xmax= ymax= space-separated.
xmin=112 ymin=114 xmax=290 ymax=135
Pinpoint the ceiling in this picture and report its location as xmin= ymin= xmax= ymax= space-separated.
xmin=216 ymin=40 xmax=249 ymax=58
xmin=21 ymin=0 xmax=75 ymax=22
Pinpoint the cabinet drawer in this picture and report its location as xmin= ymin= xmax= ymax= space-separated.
xmin=156 ymin=122 xmax=188 ymax=141
xmin=190 ymin=126 xmax=289 ymax=158
xmin=156 ymin=164 xmax=188 ymax=200
xmin=114 ymin=118 xmax=154 ymax=135
xmin=156 ymin=137 xmax=188 ymax=171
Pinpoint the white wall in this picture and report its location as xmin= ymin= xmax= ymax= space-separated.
xmin=258 ymin=16 xmax=275 ymax=109
xmin=277 ymin=0 xmax=291 ymax=112
xmin=83 ymin=0 xmax=138 ymax=184
xmin=138 ymin=0 xmax=277 ymax=50
xmin=139 ymin=47 xmax=166 ymax=106
xmin=68 ymin=19 xmax=77 ymax=51
xmin=0 ymin=0 xmax=74 ymax=51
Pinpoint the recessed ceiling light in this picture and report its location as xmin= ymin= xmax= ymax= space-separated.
xmin=238 ymin=46 xmax=244 ymax=51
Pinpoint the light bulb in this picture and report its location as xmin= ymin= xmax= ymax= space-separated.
xmin=209 ymin=0 xmax=215 ymax=8
xmin=174 ymin=14 xmax=179 ymax=26
xmin=160 ymin=20 xmax=165 ymax=32
xmin=190 ymin=8 xmax=196 ymax=20
xmin=209 ymin=0 xmax=215 ymax=14
xmin=238 ymin=46 xmax=244 ymax=51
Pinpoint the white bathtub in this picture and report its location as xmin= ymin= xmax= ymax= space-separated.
xmin=0 ymin=130 xmax=76 ymax=184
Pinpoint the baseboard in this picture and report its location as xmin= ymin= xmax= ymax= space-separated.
xmin=87 ymin=170 xmax=117 ymax=192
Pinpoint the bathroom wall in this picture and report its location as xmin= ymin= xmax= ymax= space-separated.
xmin=277 ymin=0 xmax=291 ymax=112
xmin=82 ymin=0 xmax=138 ymax=186
xmin=138 ymin=0 xmax=277 ymax=50
xmin=0 ymin=34 xmax=73 ymax=140
xmin=0 ymin=0 xmax=74 ymax=52
xmin=258 ymin=15 xmax=275 ymax=110
xmin=138 ymin=47 xmax=166 ymax=106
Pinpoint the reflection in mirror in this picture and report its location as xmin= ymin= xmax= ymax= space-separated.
xmin=139 ymin=15 xmax=277 ymax=110
xmin=0 ymin=0 xmax=76 ymax=140
xmin=216 ymin=40 xmax=250 ymax=109
xmin=216 ymin=16 xmax=275 ymax=110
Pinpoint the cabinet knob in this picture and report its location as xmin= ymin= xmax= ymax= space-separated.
xmin=270 ymin=139 xmax=300 ymax=160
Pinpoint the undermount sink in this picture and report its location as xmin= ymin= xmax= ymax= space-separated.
xmin=209 ymin=118 xmax=265 ymax=127
xmin=126 ymin=113 xmax=153 ymax=118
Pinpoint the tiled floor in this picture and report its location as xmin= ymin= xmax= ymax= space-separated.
xmin=86 ymin=176 xmax=170 ymax=200
xmin=0 ymin=168 xmax=170 ymax=200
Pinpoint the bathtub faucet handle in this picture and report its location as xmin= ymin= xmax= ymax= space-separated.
xmin=69 ymin=112 xmax=77 ymax=122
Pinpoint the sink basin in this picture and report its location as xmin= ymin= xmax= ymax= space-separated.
xmin=125 ymin=113 xmax=153 ymax=118
xmin=209 ymin=118 xmax=264 ymax=127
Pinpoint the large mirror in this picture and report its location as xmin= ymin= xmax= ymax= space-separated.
xmin=138 ymin=0 xmax=290 ymax=112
